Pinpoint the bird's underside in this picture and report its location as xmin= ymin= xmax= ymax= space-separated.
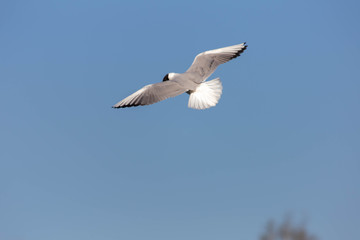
xmin=113 ymin=42 xmax=247 ymax=109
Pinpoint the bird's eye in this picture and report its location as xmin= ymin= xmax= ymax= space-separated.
xmin=163 ymin=74 xmax=169 ymax=82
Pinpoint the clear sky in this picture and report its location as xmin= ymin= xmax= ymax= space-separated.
xmin=1 ymin=0 xmax=359 ymax=240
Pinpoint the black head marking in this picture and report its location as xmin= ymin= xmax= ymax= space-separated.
xmin=163 ymin=73 xmax=169 ymax=82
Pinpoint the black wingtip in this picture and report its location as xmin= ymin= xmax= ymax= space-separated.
xmin=229 ymin=43 xmax=248 ymax=60
xmin=112 ymin=103 xmax=143 ymax=109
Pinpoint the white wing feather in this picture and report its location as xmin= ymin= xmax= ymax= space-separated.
xmin=186 ymin=43 xmax=247 ymax=82
xmin=113 ymin=81 xmax=186 ymax=108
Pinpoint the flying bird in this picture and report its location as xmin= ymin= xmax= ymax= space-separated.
xmin=113 ymin=42 xmax=247 ymax=109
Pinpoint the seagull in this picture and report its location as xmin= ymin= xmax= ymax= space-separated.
xmin=113 ymin=42 xmax=247 ymax=109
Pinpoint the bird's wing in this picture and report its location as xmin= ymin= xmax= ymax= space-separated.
xmin=186 ymin=43 xmax=247 ymax=81
xmin=113 ymin=80 xmax=186 ymax=108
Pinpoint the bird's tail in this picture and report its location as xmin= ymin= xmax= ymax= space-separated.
xmin=188 ymin=78 xmax=223 ymax=109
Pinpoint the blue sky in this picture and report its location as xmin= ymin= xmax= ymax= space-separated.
xmin=1 ymin=0 xmax=359 ymax=240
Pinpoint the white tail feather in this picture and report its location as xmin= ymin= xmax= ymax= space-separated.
xmin=188 ymin=78 xmax=223 ymax=109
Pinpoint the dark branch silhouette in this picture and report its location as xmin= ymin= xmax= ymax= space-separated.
xmin=260 ymin=217 xmax=317 ymax=240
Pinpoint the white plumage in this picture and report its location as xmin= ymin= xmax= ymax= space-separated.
xmin=113 ymin=42 xmax=247 ymax=109
xmin=188 ymin=78 xmax=223 ymax=110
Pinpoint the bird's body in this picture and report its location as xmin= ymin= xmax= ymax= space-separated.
xmin=113 ymin=42 xmax=247 ymax=109
xmin=166 ymin=72 xmax=199 ymax=91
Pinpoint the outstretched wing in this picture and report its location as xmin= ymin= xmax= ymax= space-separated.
xmin=113 ymin=81 xmax=186 ymax=108
xmin=186 ymin=43 xmax=247 ymax=81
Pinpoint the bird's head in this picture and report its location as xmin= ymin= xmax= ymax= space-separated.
xmin=162 ymin=73 xmax=176 ymax=82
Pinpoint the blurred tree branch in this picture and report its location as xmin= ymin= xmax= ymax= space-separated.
xmin=260 ymin=217 xmax=317 ymax=240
